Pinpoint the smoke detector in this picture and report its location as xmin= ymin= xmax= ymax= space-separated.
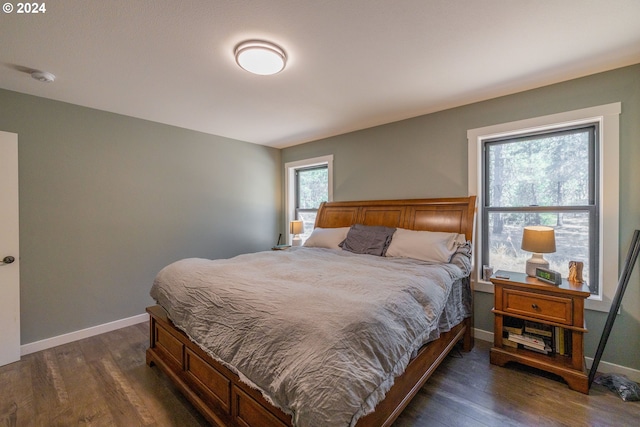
xmin=31 ymin=71 xmax=56 ymax=83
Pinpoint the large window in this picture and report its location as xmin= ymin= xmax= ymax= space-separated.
xmin=483 ymin=125 xmax=598 ymax=292
xmin=285 ymin=155 xmax=333 ymax=244
xmin=468 ymin=103 xmax=620 ymax=311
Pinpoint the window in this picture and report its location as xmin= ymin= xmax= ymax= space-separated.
xmin=483 ymin=125 xmax=598 ymax=291
xmin=285 ymin=155 xmax=333 ymax=244
xmin=468 ymin=103 xmax=620 ymax=312
xmin=295 ymin=165 xmax=329 ymax=241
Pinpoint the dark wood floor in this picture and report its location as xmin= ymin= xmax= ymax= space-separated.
xmin=1 ymin=323 xmax=639 ymax=426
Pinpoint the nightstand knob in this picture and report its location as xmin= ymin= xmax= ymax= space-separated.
xmin=531 ymin=303 xmax=539 ymax=310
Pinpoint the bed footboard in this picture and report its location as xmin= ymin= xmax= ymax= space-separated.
xmin=146 ymin=305 xmax=293 ymax=427
xmin=146 ymin=305 xmax=472 ymax=427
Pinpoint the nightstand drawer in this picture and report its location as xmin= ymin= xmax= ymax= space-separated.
xmin=503 ymin=288 xmax=573 ymax=325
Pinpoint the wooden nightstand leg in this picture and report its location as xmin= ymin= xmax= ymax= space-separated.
xmin=563 ymin=371 xmax=590 ymax=394
xmin=494 ymin=314 xmax=503 ymax=348
xmin=570 ymin=332 xmax=584 ymax=371
xmin=489 ymin=348 xmax=508 ymax=367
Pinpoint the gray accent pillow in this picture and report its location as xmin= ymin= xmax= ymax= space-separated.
xmin=339 ymin=224 xmax=396 ymax=256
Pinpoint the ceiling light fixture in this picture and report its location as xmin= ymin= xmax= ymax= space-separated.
xmin=31 ymin=71 xmax=56 ymax=83
xmin=234 ymin=40 xmax=287 ymax=76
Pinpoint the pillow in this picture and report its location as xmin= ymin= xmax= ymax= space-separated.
xmin=303 ymin=227 xmax=350 ymax=250
xmin=385 ymin=228 xmax=465 ymax=263
xmin=339 ymin=224 xmax=396 ymax=256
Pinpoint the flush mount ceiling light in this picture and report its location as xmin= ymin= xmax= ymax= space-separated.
xmin=234 ymin=40 xmax=287 ymax=75
xmin=31 ymin=70 xmax=56 ymax=83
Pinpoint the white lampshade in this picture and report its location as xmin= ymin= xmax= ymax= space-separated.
xmin=290 ymin=220 xmax=304 ymax=235
xmin=521 ymin=226 xmax=556 ymax=277
xmin=235 ymin=40 xmax=286 ymax=75
xmin=290 ymin=220 xmax=304 ymax=246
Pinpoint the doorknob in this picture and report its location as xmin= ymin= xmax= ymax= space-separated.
xmin=1 ymin=256 xmax=15 ymax=265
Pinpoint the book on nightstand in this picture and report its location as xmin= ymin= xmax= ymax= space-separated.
xmin=523 ymin=344 xmax=553 ymax=355
xmin=503 ymin=338 xmax=519 ymax=348
xmin=501 ymin=330 xmax=520 ymax=348
xmin=508 ymin=332 xmax=549 ymax=351
xmin=525 ymin=321 xmax=553 ymax=338
xmin=503 ymin=317 xmax=524 ymax=335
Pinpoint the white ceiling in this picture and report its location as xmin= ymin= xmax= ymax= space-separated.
xmin=2 ymin=1 xmax=639 ymax=148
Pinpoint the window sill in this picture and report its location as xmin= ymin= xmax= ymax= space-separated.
xmin=474 ymin=279 xmax=494 ymax=293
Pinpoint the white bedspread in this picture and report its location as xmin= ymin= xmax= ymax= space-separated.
xmin=151 ymin=246 xmax=470 ymax=426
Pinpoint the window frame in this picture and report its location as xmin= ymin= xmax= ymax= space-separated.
xmin=295 ymin=164 xmax=329 ymax=224
xmin=482 ymin=124 xmax=599 ymax=293
xmin=468 ymin=103 xmax=620 ymax=312
xmin=285 ymin=155 xmax=333 ymax=244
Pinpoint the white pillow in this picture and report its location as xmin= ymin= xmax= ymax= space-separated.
xmin=303 ymin=227 xmax=350 ymax=250
xmin=385 ymin=228 xmax=465 ymax=263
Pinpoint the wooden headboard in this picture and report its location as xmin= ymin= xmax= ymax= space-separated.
xmin=315 ymin=196 xmax=477 ymax=242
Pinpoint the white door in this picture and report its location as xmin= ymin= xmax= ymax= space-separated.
xmin=0 ymin=131 xmax=20 ymax=366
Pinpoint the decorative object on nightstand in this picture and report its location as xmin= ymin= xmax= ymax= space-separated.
xmin=568 ymin=261 xmax=584 ymax=283
xmin=490 ymin=270 xmax=591 ymax=393
xmin=482 ymin=265 xmax=494 ymax=281
xmin=521 ymin=226 xmax=556 ymax=277
xmin=290 ymin=220 xmax=304 ymax=246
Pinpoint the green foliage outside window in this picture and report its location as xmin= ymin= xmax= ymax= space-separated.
xmin=297 ymin=167 xmax=328 ymax=209
xmin=484 ymin=126 xmax=597 ymax=291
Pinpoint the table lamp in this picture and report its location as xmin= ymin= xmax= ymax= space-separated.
xmin=290 ymin=220 xmax=304 ymax=246
xmin=521 ymin=226 xmax=556 ymax=277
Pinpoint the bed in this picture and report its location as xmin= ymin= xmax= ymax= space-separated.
xmin=146 ymin=196 xmax=476 ymax=426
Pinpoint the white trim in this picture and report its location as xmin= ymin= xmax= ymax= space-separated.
xmin=585 ymin=357 xmax=640 ymax=384
xmin=18 ymin=316 xmax=640 ymax=385
xmin=474 ymin=327 xmax=494 ymax=343
xmin=20 ymin=313 xmax=149 ymax=356
xmin=0 ymin=131 xmax=20 ymax=367
xmin=284 ymin=155 xmax=333 ymax=244
xmin=476 ymin=328 xmax=640 ymax=383
xmin=468 ymin=103 xmax=621 ymax=312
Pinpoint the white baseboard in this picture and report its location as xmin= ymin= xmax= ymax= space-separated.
xmin=17 ymin=320 xmax=640 ymax=384
xmin=474 ymin=327 xmax=494 ymax=343
xmin=475 ymin=328 xmax=640 ymax=383
xmin=20 ymin=313 xmax=149 ymax=356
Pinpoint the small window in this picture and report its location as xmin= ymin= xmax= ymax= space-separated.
xmin=295 ymin=165 xmax=329 ymax=241
xmin=285 ymin=155 xmax=333 ymax=244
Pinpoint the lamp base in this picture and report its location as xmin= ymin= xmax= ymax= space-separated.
xmin=291 ymin=236 xmax=302 ymax=246
xmin=526 ymin=253 xmax=549 ymax=277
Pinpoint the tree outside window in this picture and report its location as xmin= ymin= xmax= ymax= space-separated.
xmin=483 ymin=125 xmax=598 ymax=293
xmin=295 ymin=166 xmax=328 ymax=242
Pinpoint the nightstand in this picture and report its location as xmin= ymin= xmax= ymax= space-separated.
xmin=490 ymin=270 xmax=591 ymax=393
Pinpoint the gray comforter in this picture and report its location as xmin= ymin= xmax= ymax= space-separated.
xmin=151 ymin=246 xmax=471 ymax=426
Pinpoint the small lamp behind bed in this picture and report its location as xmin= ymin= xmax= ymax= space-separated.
xmin=290 ymin=220 xmax=304 ymax=246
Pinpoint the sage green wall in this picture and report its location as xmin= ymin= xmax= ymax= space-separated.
xmin=0 ymin=89 xmax=281 ymax=344
xmin=282 ymin=64 xmax=640 ymax=371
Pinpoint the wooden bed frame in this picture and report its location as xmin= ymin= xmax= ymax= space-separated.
xmin=146 ymin=196 xmax=476 ymax=427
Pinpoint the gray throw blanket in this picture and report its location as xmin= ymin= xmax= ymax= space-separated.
xmin=151 ymin=246 xmax=471 ymax=426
